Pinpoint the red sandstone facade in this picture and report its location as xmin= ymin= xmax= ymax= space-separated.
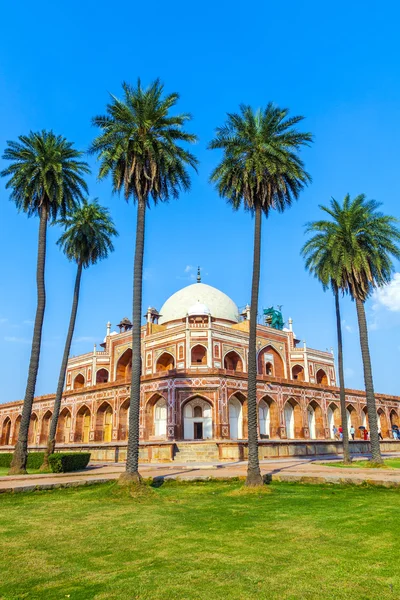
xmin=1 ymin=283 xmax=399 ymax=451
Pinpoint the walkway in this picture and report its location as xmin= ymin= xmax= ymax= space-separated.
xmin=2 ymin=453 xmax=400 ymax=492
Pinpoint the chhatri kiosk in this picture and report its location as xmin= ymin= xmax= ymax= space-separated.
xmin=1 ymin=273 xmax=399 ymax=462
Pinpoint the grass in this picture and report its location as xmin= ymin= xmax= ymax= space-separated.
xmin=321 ymin=458 xmax=400 ymax=469
xmin=0 ymin=468 xmax=47 ymax=476
xmin=1 ymin=481 xmax=400 ymax=599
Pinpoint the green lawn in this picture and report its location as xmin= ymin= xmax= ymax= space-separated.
xmin=321 ymin=458 xmax=400 ymax=469
xmin=1 ymin=480 xmax=400 ymax=600
xmin=0 ymin=467 xmax=45 ymax=476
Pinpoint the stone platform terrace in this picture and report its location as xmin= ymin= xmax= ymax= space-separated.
xmin=2 ymin=453 xmax=400 ymax=493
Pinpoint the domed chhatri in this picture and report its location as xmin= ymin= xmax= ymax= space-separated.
xmin=159 ymin=283 xmax=240 ymax=325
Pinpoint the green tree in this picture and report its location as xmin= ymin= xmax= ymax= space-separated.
xmin=209 ymin=104 xmax=312 ymax=486
xmin=304 ymin=195 xmax=400 ymax=463
xmin=90 ymin=80 xmax=198 ymax=483
xmin=1 ymin=131 xmax=89 ymax=474
xmin=41 ymin=199 xmax=118 ymax=470
xmin=302 ymin=214 xmax=351 ymax=464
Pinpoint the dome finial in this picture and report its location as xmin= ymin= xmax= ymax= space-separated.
xmin=197 ymin=266 xmax=201 ymax=283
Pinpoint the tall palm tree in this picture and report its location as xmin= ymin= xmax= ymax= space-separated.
xmin=90 ymin=80 xmax=198 ymax=483
xmin=41 ymin=199 xmax=118 ymax=469
xmin=304 ymin=195 xmax=400 ymax=463
xmin=1 ymin=131 xmax=89 ymax=474
xmin=209 ymin=104 xmax=312 ymax=486
xmin=302 ymin=218 xmax=351 ymax=464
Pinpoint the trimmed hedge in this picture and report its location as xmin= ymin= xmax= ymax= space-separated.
xmin=48 ymin=452 xmax=91 ymax=473
xmin=0 ymin=452 xmax=45 ymax=469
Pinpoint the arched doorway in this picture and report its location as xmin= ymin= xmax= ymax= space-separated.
xmin=346 ymin=405 xmax=359 ymax=437
xmin=96 ymin=368 xmax=109 ymax=384
xmin=57 ymin=408 xmax=72 ymax=444
xmin=224 ymin=351 xmax=243 ymax=372
xmin=327 ymin=403 xmax=340 ymax=438
xmin=28 ymin=413 xmax=38 ymax=445
xmin=292 ymin=365 xmax=305 ymax=381
xmin=228 ymin=396 xmax=243 ymax=439
xmin=13 ymin=415 xmax=21 ymax=444
xmin=284 ymin=399 xmax=303 ymax=439
xmin=191 ymin=345 xmax=207 ymax=366
xmin=155 ymin=353 xmax=175 ymax=373
xmin=307 ymin=404 xmax=316 ymax=439
xmin=119 ymin=399 xmax=130 ymax=440
xmin=258 ymin=345 xmax=285 ymax=378
xmin=390 ymin=409 xmax=399 ymax=427
xmin=73 ymin=374 xmax=85 ymax=390
xmin=96 ymin=402 xmax=113 ymax=442
xmin=362 ymin=407 xmax=369 ymax=430
xmin=154 ymin=397 xmax=167 ymax=438
xmin=116 ymin=349 xmax=132 ymax=382
xmin=377 ymin=409 xmax=389 ymax=438
xmin=316 ymin=369 xmax=328 ymax=385
xmin=183 ymin=398 xmax=212 ymax=440
xmin=308 ymin=401 xmax=324 ymax=439
xmin=75 ymin=405 xmax=91 ymax=443
xmin=1 ymin=418 xmax=11 ymax=445
xmin=258 ymin=400 xmax=270 ymax=438
xmin=40 ymin=410 xmax=52 ymax=444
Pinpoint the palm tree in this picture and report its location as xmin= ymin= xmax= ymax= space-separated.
xmin=41 ymin=199 xmax=118 ymax=470
xmin=302 ymin=217 xmax=351 ymax=464
xmin=209 ymin=104 xmax=312 ymax=486
xmin=1 ymin=131 xmax=89 ymax=474
xmin=90 ymin=80 xmax=198 ymax=483
xmin=304 ymin=195 xmax=400 ymax=463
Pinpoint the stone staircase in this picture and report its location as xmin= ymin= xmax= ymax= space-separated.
xmin=174 ymin=442 xmax=219 ymax=462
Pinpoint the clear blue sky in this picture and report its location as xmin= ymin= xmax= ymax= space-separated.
xmin=1 ymin=0 xmax=400 ymax=402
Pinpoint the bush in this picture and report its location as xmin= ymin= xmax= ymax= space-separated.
xmin=0 ymin=452 xmax=44 ymax=469
xmin=49 ymin=452 xmax=91 ymax=473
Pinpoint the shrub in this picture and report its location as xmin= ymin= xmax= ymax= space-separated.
xmin=49 ymin=452 xmax=91 ymax=473
xmin=0 ymin=452 xmax=45 ymax=469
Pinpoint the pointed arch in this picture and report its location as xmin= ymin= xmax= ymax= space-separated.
xmin=155 ymin=352 xmax=175 ymax=373
xmin=259 ymin=396 xmax=279 ymax=438
xmin=40 ymin=410 xmax=52 ymax=443
xmin=96 ymin=368 xmax=109 ymax=384
xmin=284 ymin=398 xmax=303 ymax=439
xmin=119 ymin=398 xmax=130 ymax=440
xmin=116 ymin=348 xmax=132 ymax=382
xmin=56 ymin=407 xmax=72 ymax=443
xmin=28 ymin=412 xmax=39 ymax=445
xmin=292 ymin=364 xmax=305 ymax=381
xmin=377 ymin=408 xmax=389 ymax=438
xmin=13 ymin=415 xmax=21 ymax=445
xmin=258 ymin=345 xmax=285 ymax=378
xmin=346 ymin=404 xmax=360 ymax=437
xmin=390 ymin=409 xmax=399 ymax=427
xmin=73 ymin=373 xmax=85 ymax=390
xmin=182 ymin=396 xmax=213 ymax=439
xmin=96 ymin=401 xmax=113 ymax=442
xmin=1 ymin=417 xmax=11 ymax=445
xmin=316 ymin=369 xmax=328 ymax=385
xmin=191 ymin=344 xmax=207 ymax=366
xmin=224 ymin=351 xmax=244 ymax=373
xmin=327 ymin=402 xmax=340 ymax=437
xmin=307 ymin=400 xmax=324 ymax=439
xmin=75 ymin=404 xmax=91 ymax=443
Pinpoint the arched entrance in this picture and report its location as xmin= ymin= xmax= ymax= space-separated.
xmin=307 ymin=404 xmax=316 ymax=439
xmin=40 ymin=410 xmax=52 ymax=444
xmin=284 ymin=399 xmax=303 ymax=439
xmin=73 ymin=374 xmax=85 ymax=390
xmin=224 ymin=351 xmax=243 ymax=373
xmin=362 ymin=407 xmax=369 ymax=429
xmin=346 ymin=405 xmax=359 ymax=437
xmin=57 ymin=408 xmax=72 ymax=444
xmin=390 ymin=409 xmax=399 ymax=427
xmin=258 ymin=400 xmax=270 ymax=438
xmin=327 ymin=403 xmax=340 ymax=437
xmin=308 ymin=401 xmax=324 ymax=439
xmin=228 ymin=396 xmax=243 ymax=439
xmin=154 ymin=397 xmax=167 ymax=438
xmin=183 ymin=397 xmax=212 ymax=440
xmin=155 ymin=353 xmax=175 ymax=373
xmin=316 ymin=369 xmax=328 ymax=385
xmin=191 ymin=345 xmax=207 ymax=366
xmin=96 ymin=402 xmax=113 ymax=442
xmin=258 ymin=345 xmax=285 ymax=378
xmin=377 ymin=409 xmax=389 ymax=438
xmin=119 ymin=399 xmax=130 ymax=440
xmin=292 ymin=365 xmax=305 ymax=381
xmin=1 ymin=418 xmax=11 ymax=445
xmin=116 ymin=349 xmax=132 ymax=382
xmin=28 ymin=413 xmax=38 ymax=445
xmin=96 ymin=368 xmax=109 ymax=384
xmin=13 ymin=415 xmax=21 ymax=444
xmin=75 ymin=405 xmax=91 ymax=443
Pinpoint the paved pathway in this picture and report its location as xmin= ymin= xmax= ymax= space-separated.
xmin=2 ymin=454 xmax=400 ymax=492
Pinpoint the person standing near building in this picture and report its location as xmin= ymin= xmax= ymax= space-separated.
xmin=339 ymin=426 xmax=343 ymax=441
xmin=332 ymin=425 xmax=338 ymax=440
xmin=350 ymin=425 xmax=355 ymax=441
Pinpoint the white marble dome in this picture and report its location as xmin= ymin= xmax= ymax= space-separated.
xmin=158 ymin=283 xmax=240 ymax=325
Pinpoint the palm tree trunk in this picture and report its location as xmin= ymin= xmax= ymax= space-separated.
xmin=355 ymin=298 xmax=382 ymax=463
xmin=122 ymin=199 xmax=146 ymax=483
xmin=9 ymin=205 xmax=48 ymax=474
xmin=246 ymin=205 xmax=263 ymax=487
xmin=41 ymin=261 xmax=83 ymax=470
xmin=334 ymin=287 xmax=351 ymax=464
